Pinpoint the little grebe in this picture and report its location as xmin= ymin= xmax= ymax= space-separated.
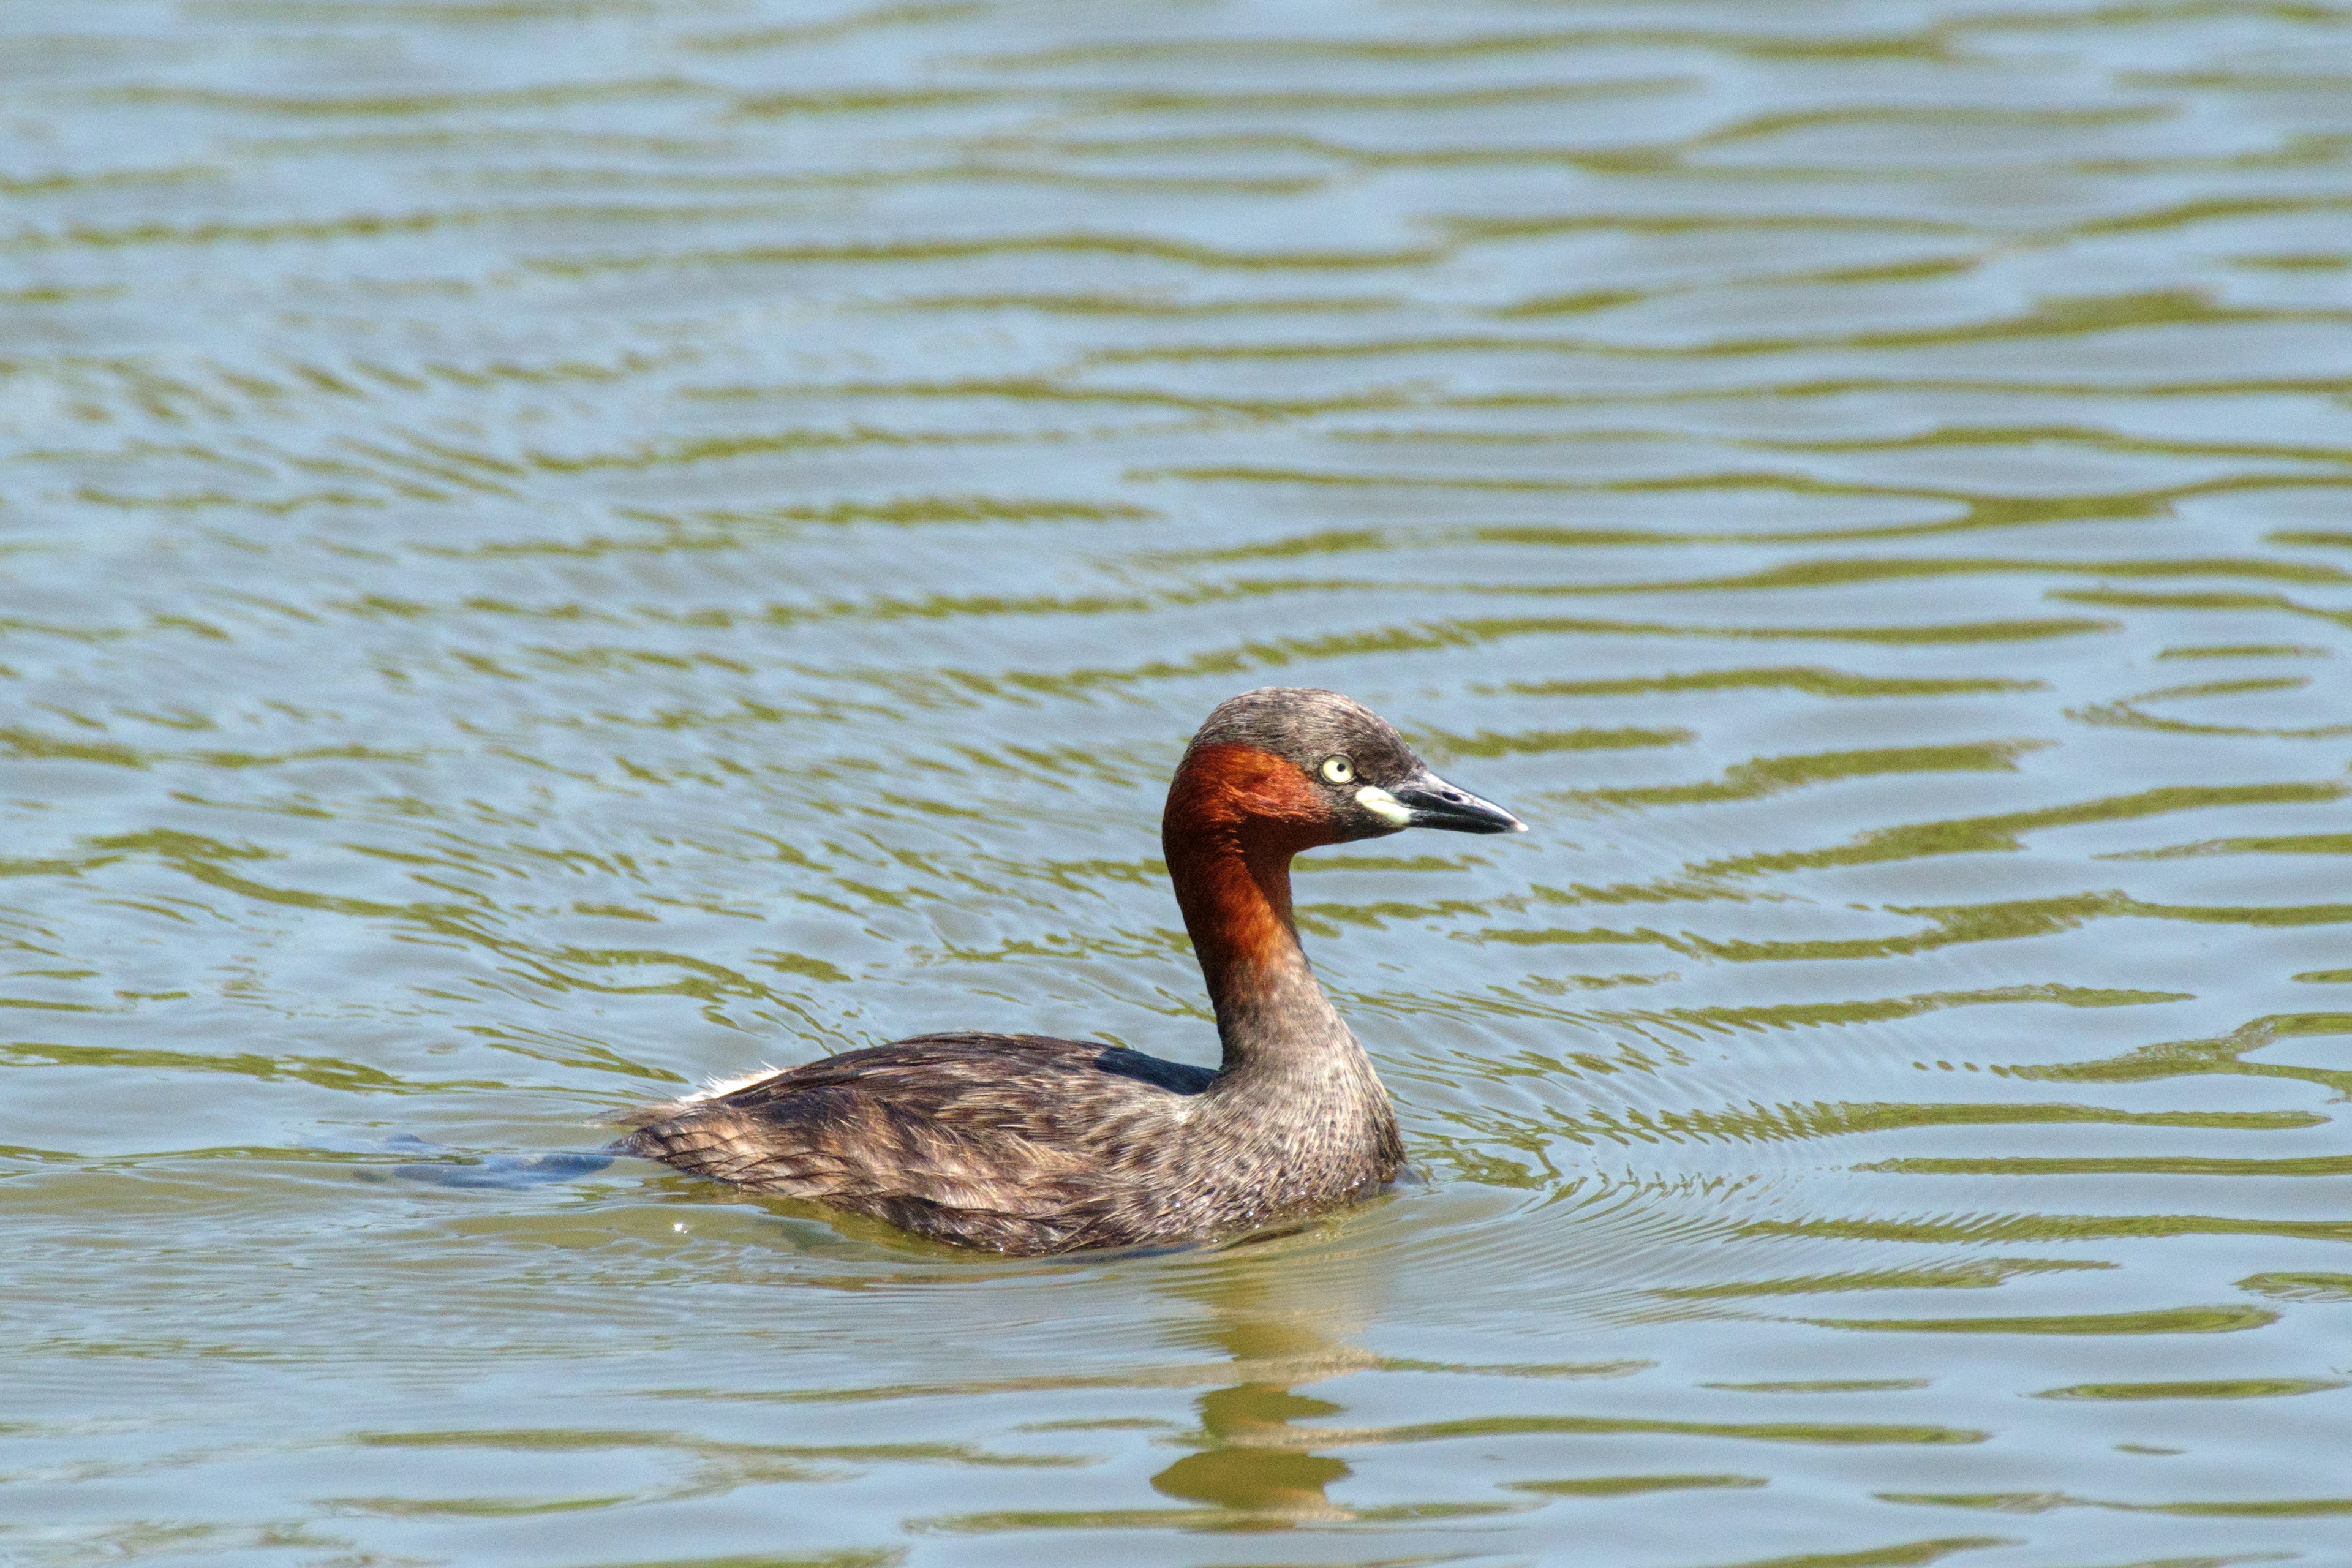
xmin=617 ymin=687 xmax=1525 ymax=1254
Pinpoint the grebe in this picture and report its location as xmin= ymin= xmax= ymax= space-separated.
xmin=617 ymin=687 xmax=1525 ymax=1254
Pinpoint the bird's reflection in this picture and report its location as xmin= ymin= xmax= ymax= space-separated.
xmin=1147 ymin=1237 xmax=1384 ymax=1525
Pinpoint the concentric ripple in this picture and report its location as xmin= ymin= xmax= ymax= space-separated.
xmin=4 ymin=1 xmax=2351 ymax=1564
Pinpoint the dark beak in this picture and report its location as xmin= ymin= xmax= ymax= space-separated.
xmin=1387 ymin=769 xmax=1528 ymax=835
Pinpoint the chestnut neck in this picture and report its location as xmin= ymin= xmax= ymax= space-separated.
xmin=1161 ymin=746 xmax=1359 ymax=1078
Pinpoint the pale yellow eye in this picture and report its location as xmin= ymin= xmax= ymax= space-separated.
xmin=1321 ymin=756 xmax=1354 ymax=785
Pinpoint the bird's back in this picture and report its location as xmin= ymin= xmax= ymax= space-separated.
xmin=617 ymin=1033 xmax=1218 ymax=1253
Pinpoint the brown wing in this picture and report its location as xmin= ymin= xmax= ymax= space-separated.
xmin=616 ymin=1033 xmax=1213 ymax=1253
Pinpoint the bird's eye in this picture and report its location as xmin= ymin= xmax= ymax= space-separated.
xmin=1321 ymin=756 xmax=1354 ymax=784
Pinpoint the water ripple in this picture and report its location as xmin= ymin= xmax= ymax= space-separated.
xmin=7 ymin=0 xmax=2352 ymax=1561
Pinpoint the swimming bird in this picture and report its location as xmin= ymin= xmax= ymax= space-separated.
xmin=617 ymin=687 xmax=1525 ymax=1254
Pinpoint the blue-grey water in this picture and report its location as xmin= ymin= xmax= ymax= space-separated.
xmin=5 ymin=2 xmax=2352 ymax=1565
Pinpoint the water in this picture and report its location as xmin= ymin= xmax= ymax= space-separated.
xmin=5 ymin=1 xmax=2351 ymax=1562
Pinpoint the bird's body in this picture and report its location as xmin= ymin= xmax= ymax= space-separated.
xmin=617 ymin=688 xmax=1523 ymax=1255
xmin=622 ymin=1030 xmax=1397 ymax=1254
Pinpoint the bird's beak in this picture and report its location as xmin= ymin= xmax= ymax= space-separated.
xmin=1366 ymin=769 xmax=1527 ymax=835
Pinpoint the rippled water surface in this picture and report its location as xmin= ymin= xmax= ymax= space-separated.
xmin=7 ymin=1 xmax=2352 ymax=1563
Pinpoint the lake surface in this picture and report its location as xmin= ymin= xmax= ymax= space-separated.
xmin=5 ymin=1 xmax=2352 ymax=1564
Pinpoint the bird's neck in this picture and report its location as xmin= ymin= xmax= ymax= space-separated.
xmin=1172 ymin=835 xmax=1354 ymax=1072
xmin=1161 ymin=747 xmax=1360 ymax=1079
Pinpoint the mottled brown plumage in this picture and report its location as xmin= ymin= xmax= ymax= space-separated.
xmin=616 ymin=688 xmax=1525 ymax=1254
